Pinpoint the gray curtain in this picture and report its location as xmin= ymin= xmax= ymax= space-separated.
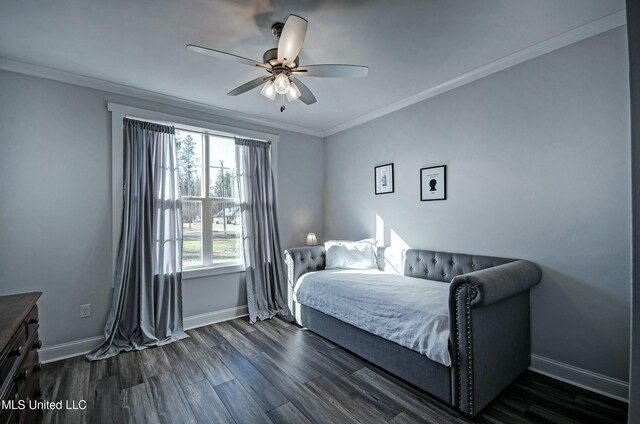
xmin=87 ymin=118 xmax=187 ymax=361
xmin=235 ymin=137 xmax=289 ymax=324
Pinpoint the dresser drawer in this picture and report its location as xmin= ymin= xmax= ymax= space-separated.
xmin=15 ymin=348 xmax=39 ymax=396
xmin=0 ymin=379 xmax=18 ymax=423
xmin=0 ymin=325 xmax=27 ymax=389
xmin=22 ymin=306 xmax=39 ymax=342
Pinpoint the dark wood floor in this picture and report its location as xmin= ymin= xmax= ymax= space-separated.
xmin=40 ymin=317 xmax=628 ymax=424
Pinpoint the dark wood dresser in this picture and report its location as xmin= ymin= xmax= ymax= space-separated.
xmin=0 ymin=292 xmax=43 ymax=424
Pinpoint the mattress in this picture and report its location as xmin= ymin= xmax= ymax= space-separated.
xmin=293 ymin=269 xmax=451 ymax=366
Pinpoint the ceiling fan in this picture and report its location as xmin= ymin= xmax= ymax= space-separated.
xmin=186 ymin=14 xmax=368 ymax=112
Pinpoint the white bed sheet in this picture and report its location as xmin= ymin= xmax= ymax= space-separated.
xmin=293 ymin=269 xmax=451 ymax=367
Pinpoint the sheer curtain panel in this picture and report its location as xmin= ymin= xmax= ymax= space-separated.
xmin=87 ymin=118 xmax=187 ymax=361
xmin=235 ymin=138 xmax=289 ymax=323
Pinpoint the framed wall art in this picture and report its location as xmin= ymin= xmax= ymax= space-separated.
xmin=420 ymin=165 xmax=446 ymax=201
xmin=374 ymin=163 xmax=394 ymax=195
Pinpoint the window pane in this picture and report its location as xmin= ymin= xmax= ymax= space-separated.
xmin=176 ymin=130 xmax=204 ymax=197
xmin=212 ymin=200 xmax=243 ymax=264
xmin=182 ymin=201 xmax=203 ymax=267
xmin=209 ymin=136 xmax=238 ymax=199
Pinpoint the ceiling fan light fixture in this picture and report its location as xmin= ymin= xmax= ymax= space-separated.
xmin=260 ymin=80 xmax=276 ymax=100
xmin=286 ymin=82 xmax=302 ymax=102
xmin=274 ymin=73 xmax=291 ymax=95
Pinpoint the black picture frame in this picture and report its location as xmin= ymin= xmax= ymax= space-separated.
xmin=374 ymin=163 xmax=394 ymax=195
xmin=420 ymin=165 xmax=447 ymax=201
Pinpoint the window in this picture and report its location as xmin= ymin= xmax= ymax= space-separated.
xmin=109 ymin=102 xmax=278 ymax=280
xmin=176 ymin=129 xmax=243 ymax=269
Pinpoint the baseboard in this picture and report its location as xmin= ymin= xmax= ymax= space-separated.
xmin=38 ymin=305 xmax=248 ymax=364
xmin=183 ymin=305 xmax=248 ymax=330
xmin=530 ymin=354 xmax=629 ymax=402
xmin=38 ymin=336 xmax=105 ymax=364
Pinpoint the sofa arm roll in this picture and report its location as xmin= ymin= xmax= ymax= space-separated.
xmin=284 ymin=246 xmax=326 ymax=287
xmin=450 ymin=260 xmax=541 ymax=307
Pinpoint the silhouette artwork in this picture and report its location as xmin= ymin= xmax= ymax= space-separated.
xmin=420 ymin=165 xmax=447 ymax=201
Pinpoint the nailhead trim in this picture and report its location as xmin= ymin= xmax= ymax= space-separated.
xmin=454 ymin=282 xmax=478 ymax=416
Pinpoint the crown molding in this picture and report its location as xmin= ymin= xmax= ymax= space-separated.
xmin=0 ymin=58 xmax=324 ymax=138
xmin=323 ymin=10 xmax=627 ymax=137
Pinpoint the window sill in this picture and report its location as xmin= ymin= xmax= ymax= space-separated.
xmin=183 ymin=264 xmax=245 ymax=280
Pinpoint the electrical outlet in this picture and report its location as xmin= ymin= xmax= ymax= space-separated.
xmin=80 ymin=304 xmax=91 ymax=318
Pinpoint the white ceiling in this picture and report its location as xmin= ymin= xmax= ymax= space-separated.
xmin=0 ymin=0 xmax=625 ymax=134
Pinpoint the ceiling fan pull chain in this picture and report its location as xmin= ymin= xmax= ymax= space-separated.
xmin=280 ymin=95 xmax=286 ymax=112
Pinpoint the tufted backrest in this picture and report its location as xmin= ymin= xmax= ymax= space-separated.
xmin=403 ymin=249 xmax=512 ymax=283
xmin=284 ymin=245 xmax=326 ymax=286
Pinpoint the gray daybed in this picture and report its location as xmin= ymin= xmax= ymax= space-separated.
xmin=284 ymin=246 xmax=541 ymax=416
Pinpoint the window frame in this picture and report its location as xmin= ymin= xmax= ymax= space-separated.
xmin=109 ymin=102 xmax=279 ymax=281
xmin=178 ymin=130 xmax=243 ymax=271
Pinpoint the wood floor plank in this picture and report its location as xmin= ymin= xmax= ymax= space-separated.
xmin=121 ymin=382 xmax=161 ymax=424
xmin=305 ymin=375 xmax=389 ymax=423
xmin=214 ymin=379 xmax=274 ymax=424
xmin=191 ymin=325 xmax=226 ymax=347
xmin=352 ymin=367 xmax=463 ymax=424
xmin=213 ymin=342 xmax=288 ymax=412
xmin=214 ymin=320 xmax=262 ymax=356
xmin=54 ymin=356 xmax=90 ymax=424
xmin=115 ymin=350 xmax=145 ymax=389
xmin=253 ymin=319 xmax=308 ymax=351
xmin=164 ymin=340 xmax=206 ymax=387
xmin=147 ymin=372 xmax=197 ymax=424
xmin=267 ymin=401 xmax=313 ymax=424
xmin=247 ymin=351 xmax=358 ymax=424
xmin=140 ymin=346 xmax=172 ymax=379
xmin=89 ymin=357 xmax=108 ymax=382
xmin=171 ymin=334 xmax=209 ymax=352
xmin=312 ymin=367 xmax=402 ymax=421
xmin=388 ymin=411 xmax=430 ymax=424
xmin=270 ymin=315 xmax=293 ymax=328
xmin=244 ymin=333 xmax=320 ymax=383
xmin=474 ymin=403 xmax=540 ymax=424
xmin=183 ymin=328 xmax=215 ymax=351
xmin=311 ymin=344 xmax=365 ymax=374
xmin=87 ymin=375 xmax=123 ymax=424
xmin=183 ymin=379 xmax=236 ymax=424
xmin=190 ymin=347 xmax=235 ymax=386
xmin=228 ymin=317 xmax=256 ymax=334
xmin=41 ymin=361 xmax=65 ymax=424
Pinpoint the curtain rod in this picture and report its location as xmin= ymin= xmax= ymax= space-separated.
xmin=108 ymin=102 xmax=279 ymax=144
xmin=124 ymin=115 xmax=267 ymax=143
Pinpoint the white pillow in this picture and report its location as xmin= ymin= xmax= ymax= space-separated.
xmin=325 ymin=240 xmax=378 ymax=270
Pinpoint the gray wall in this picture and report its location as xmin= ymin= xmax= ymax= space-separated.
xmin=324 ymin=28 xmax=631 ymax=381
xmin=627 ymin=0 xmax=639 ymax=420
xmin=0 ymin=70 xmax=324 ymax=347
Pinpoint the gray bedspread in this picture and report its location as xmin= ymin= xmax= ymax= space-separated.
xmin=293 ymin=269 xmax=451 ymax=366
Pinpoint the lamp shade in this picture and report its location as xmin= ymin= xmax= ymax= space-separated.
xmin=306 ymin=233 xmax=318 ymax=246
xmin=286 ymin=82 xmax=302 ymax=102
xmin=260 ymin=80 xmax=276 ymax=100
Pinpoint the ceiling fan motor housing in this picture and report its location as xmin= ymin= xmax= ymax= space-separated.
xmin=263 ymin=48 xmax=298 ymax=69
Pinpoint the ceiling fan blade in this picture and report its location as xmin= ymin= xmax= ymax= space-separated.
xmin=293 ymin=64 xmax=369 ymax=78
xmin=277 ymin=15 xmax=308 ymax=66
xmin=290 ymin=77 xmax=316 ymax=105
xmin=227 ymin=77 xmax=268 ymax=96
xmin=186 ymin=44 xmax=268 ymax=69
